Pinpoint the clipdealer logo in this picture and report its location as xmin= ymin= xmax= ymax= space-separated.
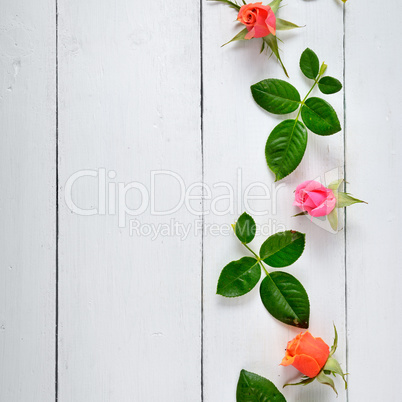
xmin=63 ymin=168 xmax=286 ymax=232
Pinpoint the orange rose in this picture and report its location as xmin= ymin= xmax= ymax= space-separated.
xmin=281 ymin=331 xmax=330 ymax=378
xmin=237 ymin=2 xmax=276 ymax=40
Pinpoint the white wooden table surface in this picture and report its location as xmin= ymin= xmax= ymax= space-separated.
xmin=1 ymin=0 xmax=401 ymax=401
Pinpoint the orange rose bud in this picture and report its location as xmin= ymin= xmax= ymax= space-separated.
xmin=281 ymin=331 xmax=330 ymax=378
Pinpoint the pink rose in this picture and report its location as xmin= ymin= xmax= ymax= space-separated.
xmin=294 ymin=181 xmax=336 ymax=217
xmin=237 ymin=2 xmax=276 ymax=40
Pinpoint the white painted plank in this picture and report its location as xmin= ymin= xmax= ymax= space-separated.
xmin=58 ymin=0 xmax=202 ymax=400
xmin=345 ymin=1 xmax=402 ymax=400
xmin=0 ymin=0 xmax=56 ymax=400
xmin=203 ymin=1 xmax=346 ymax=400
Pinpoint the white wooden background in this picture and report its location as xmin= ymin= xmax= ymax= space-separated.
xmin=0 ymin=0 xmax=401 ymax=401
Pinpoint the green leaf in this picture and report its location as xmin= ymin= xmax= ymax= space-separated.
xmin=327 ymin=208 xmax=338 ymax=232
xmin=235 ymin=212 xmax=256 ymax=244
xmin=209 ymin=0 xmax=241 ymax=11
xmin=301 ymin=97 xmax=341 ymax=135
xmin=276 ymin=18 xmax=303 ymax=31
xmin=265 ymin=119 xmax=308 ymax=181
xmin=263 ymin=35 xmax=289 ymax=78
xmin=222 ymin=28 xmax=248 ymax=47
xmin=318 ymin=76 xmax=343 ymax=94
xmin=317 ymin=371 xmax=338 ymax=395
xmin=236 ymin=370 xmax=286 ymax=402
xmin=251 ymin=79 xmax=300 ymax=115
xmin=336 ymin=192 xmax=366 ymax=207
xmin=268 ymin=0 xmax=282 ymax=13
xmin=300 ymin=48 xmax=320 ymax=79
xmin=260 ymin=230 xmax=305 ymax=268
xmin=260 ymin=272 xmax=310 ymax=328
xmin=217 ymin=257 xmax=261 ymax=297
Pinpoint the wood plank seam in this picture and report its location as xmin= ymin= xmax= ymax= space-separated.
xmin=55 ymin=0 xmax=59 ymax=401
xmin=200 ymin=0 xmax=205 ymax=401
xmin=342 ymin=5 xmax=349 ymax=402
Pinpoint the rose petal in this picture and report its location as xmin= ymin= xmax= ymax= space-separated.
xmin=294 ymin=332 xmax=330 ymax=369
xmin=286 ymin=333 xmax=302 ymax=356
xmin=306 ymin=191 xmax=327 ymax=207
xmin=304 ymin=180 xmax=327 ymax=192
xmin=252 ymin=11 xmax=271 ymax=38
xmin=310 ymin=198 xmax=336 ymax=217
xmin=237 ymin=3 xmax=276 ymax=39
xmin=280 ymin=354 xmax=295 ymax=366
xmin=291 ymin=354 xmax=322 ymax=378
xmin=265 ymin=9 xmax=276 ymax=35
xmin=245 ymin=28 xmax=255 ymax=39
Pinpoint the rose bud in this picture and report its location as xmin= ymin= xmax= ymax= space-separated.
xmin=294 ymin=179 xmax=366 ymax=230
xmin=281 ymin=331 xmax=329 ymax=378
xmin=282 ymin=326 xmax=347 ymax=394
xmin=237 ymin=2 xmax=276 ymax=39
xmin=293 ymin=180 xmax=336 ymax=217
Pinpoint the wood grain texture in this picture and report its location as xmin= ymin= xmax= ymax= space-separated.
xmin=0 ymin=0 xmax=56 ymax=400
xmin=345 ymin=1 xmax=402 ymax=400
xmin=2 ymin=0 xmax=401 ymax=400
xmin=57 ymin=0 xmax=202 ymax=400
xmin=203 ymin=1 xmax=346 ymax=401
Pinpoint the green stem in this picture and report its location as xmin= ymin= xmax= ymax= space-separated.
xmin=259 ymin=261 xmax=269 ymax=276
xmin=295 ymin=62 xmax=327 ymax=123
xmin=243 ymin=243 xmax=259 ymax=260
xmin=242 ymin=243 xmax=270 ymax=276
xmin=231 ymin=223 xmax=270 ymax=276
xmin=302 ymin=78 xmax=319 ymax=103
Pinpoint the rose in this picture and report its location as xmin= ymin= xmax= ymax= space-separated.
xmin=294 ymin=180 xmax=336 ymax=217
xmin=281 ymin=331 xmax=330 ymax=378
xmin=237 ymin=2 xmax=276 ymax=40
xmin=282 ymin=327 xmax=348 ymax=393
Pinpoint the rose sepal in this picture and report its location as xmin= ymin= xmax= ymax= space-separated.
xmin=262 ymin=35 xmax=289 ymax=77
xmin=328 ymin=179 xmax=367 ymax=208
xmin=283 ymin=358 xmax=347 ymax=394
xmin=292 ymin=211 xmax=308 ymax=217
xmin=283 ymin=376 xmax=315 ymax=388
xmin=221 ymin=28 xmax=248 ymax=47
xmin=316 ymin=371 xmax=338 ymax=395
xmin=335 ymin=191 xmax=367 ymax=208
xmin=209 ymin=0 xmax=241 ymax=11
xmin=268 ymin=0 xmax=281 ymax=12
xmin=323 ymin=357 xmax=348 ymax=389
xmin=276 ymin=18 xmax=303 ymax=31
xmin=320 ymin=324 xmax=347 ymax=392
xmin=329 ymin=322 xmax=338 ymax=356
xmin=328 ymin=179 xmax=344 ymax=191
xmin=327 ymin=207 xmax=338 ymax=231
